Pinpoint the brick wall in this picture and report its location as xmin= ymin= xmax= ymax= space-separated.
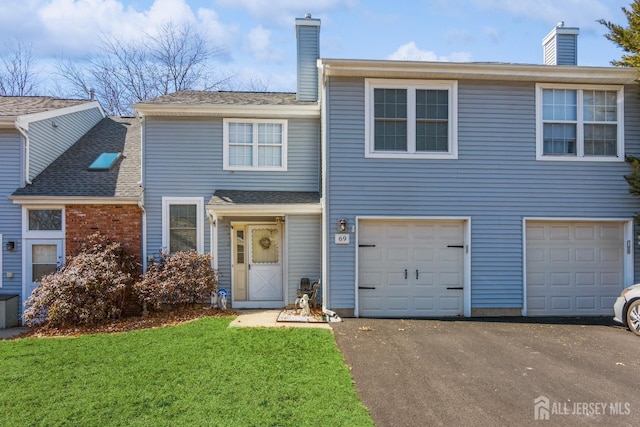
xmin=65 ymin=204 xmax=142 ymax=266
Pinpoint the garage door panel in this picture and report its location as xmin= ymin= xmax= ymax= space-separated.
xmin=550 ymin=226 xmax=570 ymax=239
xmin=575 ymin=249 xmax=595 ymax=262
xmin=576 ymin=296 xmax=596 ymax=310
xmin=414 ymin=247 xmax=435 ymax=262
xmin=359 ymin=220 xmax=465 ymax=318
xmin=526 ymin=221 xmax=625 ymax=316
xmin=575 ymin=273 xmax=595 ymax=286
xmin=550 ymin=248 xmax=571 ymax=262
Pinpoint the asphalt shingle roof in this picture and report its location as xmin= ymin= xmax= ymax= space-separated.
xmin=209 ymin=190 xmax=321 ymax=206
xmin=139 ymin=90 xmax=317 ymax=106
xmin=13 ymin=117 xmax=142 ymax=198
xmin=0 ymin=96 xmax=90 ymax=116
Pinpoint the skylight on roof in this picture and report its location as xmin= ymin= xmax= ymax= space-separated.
xmin=88 ymin=152 xmax=121 ymax=170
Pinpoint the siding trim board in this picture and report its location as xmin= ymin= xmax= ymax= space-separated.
xmin=522 ymin=217 xmax=634 ymax=316
xmin=355 ymin=216 xmax=472 ymax=317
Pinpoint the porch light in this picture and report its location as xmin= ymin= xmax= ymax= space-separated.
xmin=338 ymin=218 xmax=347 ymax=233
xmin=5 ymin=241 xmax=15 ymax=251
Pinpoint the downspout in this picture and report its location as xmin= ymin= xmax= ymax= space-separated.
xmin=15 ymin=120 xmax=32 ymax=185
xmin=319 ymin=61 xmax=330 ymax=317
xmin=135 ymin=113 xmax=147 ymax=272
xmin=138 ymin=192 xmax=147 ymax=272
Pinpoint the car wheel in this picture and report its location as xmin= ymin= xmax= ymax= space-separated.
xmin=626 ymin=299 xmax=640 ymax=337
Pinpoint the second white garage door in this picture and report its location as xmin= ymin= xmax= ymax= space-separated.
xmin=526 ymin=221 xmax=626 ymax=316
xmin=358 ymin=219 xmax=465 ymax=318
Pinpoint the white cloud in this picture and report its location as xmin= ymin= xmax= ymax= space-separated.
xmin=471 ymin=0 xmax=612 ymax=30
xmin=215 ymin=0 xmax=350 ymax=25
xmin=483 ymin=26 xmax=502 ymax=43
xmin=245 ymin=25 xmax=284 ymax=63
xmin=388 ymin=42 xmax=472 ymax=62
xmin=0 ymin=0 xmax=236 ymax=58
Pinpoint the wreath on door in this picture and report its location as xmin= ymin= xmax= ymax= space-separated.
xmin=259 ymin=237 xmax=272 ymax=249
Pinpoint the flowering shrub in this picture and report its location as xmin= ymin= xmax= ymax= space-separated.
xmin=134 ymin=250 xmax=217 ymax=309
xmin=23 ymin=234 xmax=138 ymax=327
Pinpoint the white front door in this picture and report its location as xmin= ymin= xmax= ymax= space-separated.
xmin=247 ymin=225 xmax=283 ymax=301
xmin=25 ymin=240 xmax=63 ymax=300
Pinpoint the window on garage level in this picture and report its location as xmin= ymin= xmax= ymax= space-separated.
xmin=365 ymin=79 xmax=458 ymax=159
xmin=536 ymin=84 xmax=624 ymax=161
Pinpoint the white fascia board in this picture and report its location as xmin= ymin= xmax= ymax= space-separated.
xmin=10 ymin=196 xmax=141 ymax=205
xmin=207 ymin=203 xmax=322 ymax=218
xmin=133 ymin=103 xmax=320 ymax=118
xmin=15 ymin=101 xmax=105 ymax=130
xmin=320 ymin=59 xmax=638 ymax=85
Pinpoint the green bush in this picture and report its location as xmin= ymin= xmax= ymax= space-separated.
xmin=23 ymin=234 xmax=138 ymax=327
xmin=134 ymin=250 xmax=217 ymax=309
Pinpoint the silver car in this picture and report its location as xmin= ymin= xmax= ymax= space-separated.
xmin=613 ymin=284 xmax=640 ymax=336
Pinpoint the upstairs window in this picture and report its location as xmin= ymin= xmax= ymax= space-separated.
xmin=365 ymin=79 xmax=458 ymax=159
xmin=223 ymin=119 xmax=287 ymax=171
xmin=536 ymin=84 xmax=624 ymax=161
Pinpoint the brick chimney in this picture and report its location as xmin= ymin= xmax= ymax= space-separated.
xmin=295 ymin=14 xmax=321 ymax=101
xmin=542 ymin=22 xmax=579 ymax=66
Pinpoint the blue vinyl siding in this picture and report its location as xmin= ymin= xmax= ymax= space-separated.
xmin=325 ymin=77 xmax=640 ymax=312
xmin=286 ymin=215 xmax=322 ymax=304
xmin=143 ymin=116 xmax=320 ymax=263
xmin=28 ymin=106 xmax=104 ymax=181
xmin=296 ymin=22 xmax=320 ymax=102
xmin=0 ymin=130 xmax=23 ymax=299
xmin=556 ymin=34 xmax=578 ymax=66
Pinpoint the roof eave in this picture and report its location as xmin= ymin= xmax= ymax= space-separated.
xmin=207 ymin=203 xmax=322 ymax=218
xmin=133 ymin=103 xmax=321 ymax=118
xmin=319 ymin=59 xmax=639 ymax=85
xmin=9 ymin=195 xmax=142 ymax=205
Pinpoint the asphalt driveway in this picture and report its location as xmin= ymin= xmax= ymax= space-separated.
xmin=332 ymin=317 xmax=638 ymax=426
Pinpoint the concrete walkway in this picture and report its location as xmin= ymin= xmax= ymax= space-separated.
xmin=229 ymin=310 xmax=331 ymax=329
xmin=0 ymin=326 xmax=28 ymax=340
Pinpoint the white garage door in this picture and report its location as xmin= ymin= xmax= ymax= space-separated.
xmin=526 ymin=221 xmax=625 ymax=316
xmin=358 ymin=219 xmax=465 ymax=318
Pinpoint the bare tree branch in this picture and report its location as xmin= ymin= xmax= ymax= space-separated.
xmin=0 ymin=39 xmax=39 ymax=96
xmin=55 ymin=20 xmax=227 ymax=115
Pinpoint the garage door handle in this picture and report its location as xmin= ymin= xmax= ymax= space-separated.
xmin=447 ymin=287 xmax=463 ymax=290
xmin=359 ymin=286 xmax=376 ymax=290
xmin=359 ymin=244 xmax=376 ymax=248
xmin=405 ymin=269 xmax=407 ymax=279
xmin=447 ymin=245 xmax=464 ymax=248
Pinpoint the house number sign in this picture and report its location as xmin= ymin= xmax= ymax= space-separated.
xmin=335 ymin=234 xmax=350 ymax=244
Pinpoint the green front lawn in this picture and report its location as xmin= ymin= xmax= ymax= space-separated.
xmin=0 ymin=318 xmax=373 ymax=427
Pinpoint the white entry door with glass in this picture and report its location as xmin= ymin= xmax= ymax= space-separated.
xmin=232 ymin=224 xmax=283 ymax=306
xmin=22 ymin=208 xmax=65 ymax=301
xmin=25 ymin=240 xmax=63 ymax=299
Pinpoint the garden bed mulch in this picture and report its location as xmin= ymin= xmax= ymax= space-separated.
xmin=17 ymin=307 xmax=238 ymax=338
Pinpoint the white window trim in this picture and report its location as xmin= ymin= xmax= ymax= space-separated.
xmin=364 ymin=78 xmax=458 ymax=159
xmin=22 ymin=206 xmax=65 ymax=239
xmin=162 ymin=197 xmax=205 ymax=253
xmin=223 ymin=118 xmax=288 ymax=171
xmin=535 ymin=83 xmax=625 ymax=162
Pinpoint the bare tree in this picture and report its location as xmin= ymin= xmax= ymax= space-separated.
xmin=56 ymin=21 xmax=228 ymax=115
xmin=0 ymin=39 xmax=39 ymax=96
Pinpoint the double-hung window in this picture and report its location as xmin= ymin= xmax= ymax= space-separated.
xmin=223 ymin=119 xmax=287 ymax=170
xmin=536 ymin=84 xmax=624 ymax=161
xmin=365 ymin=79 xmax=458 ymax=159
xmin=162 ymin=197 xmax=204 ymax=253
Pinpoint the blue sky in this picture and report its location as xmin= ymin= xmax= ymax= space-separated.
xmin=0 ymin=0 xmax=632 ymax=93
